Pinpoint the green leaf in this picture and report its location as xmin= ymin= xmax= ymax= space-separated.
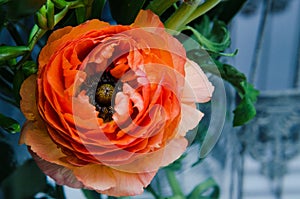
xmin=46 ymin=0 xmax=55 ymax=29
xmin=146 ymin=0 xmax=178 ymax=16
xmin=22 ymin=60 xmax=38 ymax=77
xmin=0 ymin=113 xmax=20 ymax=133
xmin=232 ymin=81 xmax=259 ymax=126
xmin=187 ymin=50 xmax=259 ymax=126
xmin=240 ymin=81 xmax=259 ymax=103
xmin=0 ymin=46 xmax=30 ymax=61
xmin=52 ymin=0 xmax=67 ymax=9
xmin=108 ymin=0 xmax=146 ymax=25
xmin=233 ymin=96 xmax=256 ymax=126
xmin=190 ymin=15 xmax=231 ymax=53
xmin=75 ymin=7 xmax=86 ymax=24
xmin=1 ymin=159 xmax=47 ymax=199
xmin=187 ymin=51 xmax=246 ymax=89
xmin=12 ymin=69 xmax=25 ymax=105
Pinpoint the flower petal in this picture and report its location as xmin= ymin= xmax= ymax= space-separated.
xmin=132 ymin=10 xmax=164 ymax=29
xmin=73 ymin=164 xmax=116 ymax=191
xmin=101 ymin=169 xmax=156 ymax=196
xmin=178 ymin=103 xmax=204 ymax=136
xmin=111 ymin=137 xmax=187 ymax=174
xmin=20 ymin=120 xmax=67 ymax=166
xmin=182 ymin=59 xmax=214 ymax=103
xmin=39 ymin=20 xmax=110 ymax=67
xmin=30 ymin=150 xmax=83 ymax=188
xmin=20 ymin=75 xmax=38 ymax=121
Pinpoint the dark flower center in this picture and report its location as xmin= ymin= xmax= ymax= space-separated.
xmin=81 ymin=70 xmax=121 ymax=122
xmin=95 ymin=84 xmax=114 ymax=105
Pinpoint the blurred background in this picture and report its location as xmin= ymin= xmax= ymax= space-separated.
xmin=221 ymin=0 xmax=300 ymax=198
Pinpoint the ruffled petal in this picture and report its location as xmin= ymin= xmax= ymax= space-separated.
xmin=178 ymin=103 xmax=204 ymax=136
xmin=101 ymin=169 xmax=156 ymax=197
xmin=132 ymin=10 xmax=164 ymax=29
xmin=30 ymin=150 xmax=83 ymax=188
xmin=39 ymin=20 xmax=110 ymax=67
xmin=111 ymin=137 xmax=187 ymax=174
xmin=73 ymin=164 xmax=116 ymax=191
xmin=160 ymin=137 xmax=188 ymax=166
xmin=20 ymin=75 xmax=38 ymax=121
xmin=20 ymin=120 xmax=67 ymax=166
xmin=113 ymin=92 xmax=132 ymax=124
xmin=182 ymin=59 xmax=214 ymax=103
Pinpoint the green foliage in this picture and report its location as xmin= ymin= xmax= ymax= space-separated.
xmin=185 ymin=14 xmax=259 ymax=127
xmin=22 ymin=60 xmax=38 ymax=77
xmin=187 ymin=49 xmax=259 ymax=126
xmin=187 ymin=178 xmax=219 ymax=199
xmin=76 ymin=6 xmax=87 ymax=24
xmin=189 ymin=15 xmax=231 ymax=53
xmin=108 ymin=0 xmax=146 ymax=24
xmin=233 ymin=82 xmax=259 ymax=126
xmin=146 ymin=0 xmax=178 ymax=16
xmin=208 ymin=61 xmax=259 ymax=126
xmin=1 ymin=159 xmax=47 ymax=199
xmin=0 ymin=46 xmax=30 ymax=61
xmin=0 ymin=113 xmax=20 ymax=133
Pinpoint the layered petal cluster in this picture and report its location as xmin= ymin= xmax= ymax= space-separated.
xmin=19 ymin=10 xmax=214 ymax=196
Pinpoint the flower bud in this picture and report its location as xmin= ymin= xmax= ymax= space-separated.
xmin=35 ymin=5 xmax=48 ymax=30
xmin=46 ymin=0 xmax=55 ymax=29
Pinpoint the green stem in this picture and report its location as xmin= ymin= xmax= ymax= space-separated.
xmin=28 ymin=28 xmax=47 ymax=50
xmin=185 ymin=0 xmax=221 ymax=25
xmin=146 ymin=0 xmax=179 ymax=16
xmin=164 ymin=0 xmax=201 ymax=32
xmin=187 ymin=178 xmax=220 ymax=199
xmin=165 ymin=169 xmax=184 ymax=197
xmin=55 ymin=184 xmax=66 ymax=199
xmin=164 ymin=0 xmax=221 ymax=32
xmin=15 ymin=27 xmax=46 ymax=70
xmin=67 ymin=0 xmax=85 ymax=9
xmin=84 ymin=0 xmax=94 ymax=19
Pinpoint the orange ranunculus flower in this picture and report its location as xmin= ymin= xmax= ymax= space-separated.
xmin=19 ymin=10 xmax=214 ymax=196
